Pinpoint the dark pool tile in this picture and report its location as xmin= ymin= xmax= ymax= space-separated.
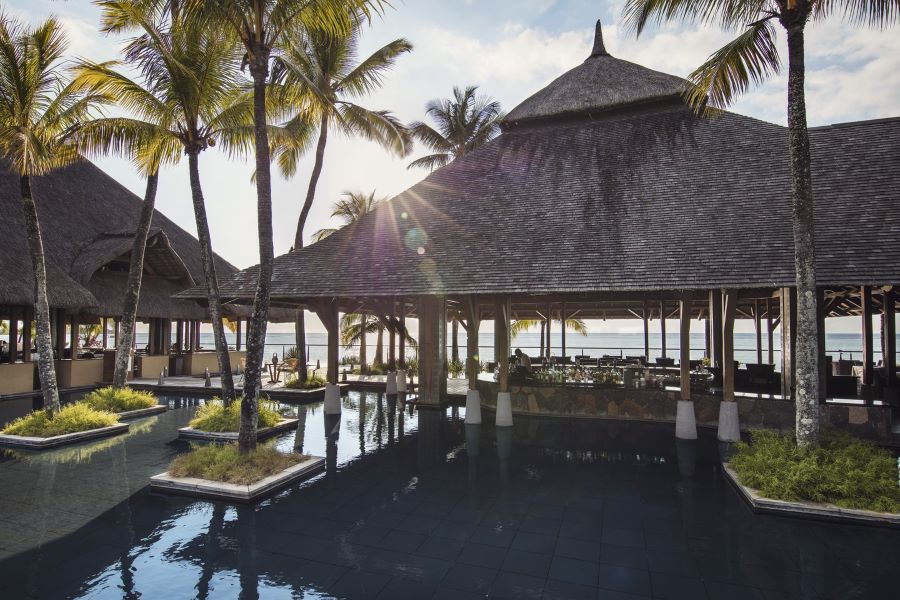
xmin=431 ymin=520 xmax=475 ymax=542
xmin=550 ymin=555 xmax=600 ymax=587
xmin=441 ymin=563 xmax=497 ymax=593
xmin=292 ymin=559 xmax=350 ymax=589
xmin=599 ymin=544 xmax=647 ymax=570
xmin=596 ymin=564 xmax=651 ymax=596
xmin=602 ymin=528 xmax=644 ymax=549
xmin=521 ymin=514 xmax=563 ymax=536
xmin=458 ymin=541 xmax=508 ymax=569
xmin=596 ymin=590 xmax=651 ymax=600
xmin=502 ymin=548 xmax=553 ymax=577
xmin=705 ymin=581 xmax=766 ymax=600
xmin=492 ymin=570 xmax=546 ymax=599
xmin=646 ymin=549 xmax=699 ymax=577
xmin=417 ymin=536 xmax=464 ymax=561
xmin=559 ymin=520 xmax=604 ymax=541
xmin=375 ymin=530 xmax=426 ymax=553
xmin=649 ymin=572 xmax=708 ymax=600
xmin=644 ymin=530 xmax=687 ymax=551
xmin=347 ymin=525 xmax=391 ymax=546
xmin=329 ymin=569 xmax=391 ymax=600
xmin=555 ymin=537 xmax=602 ymax=562
xmin=469 ymin=526 xmax=516 ymax=548
xmin=432 ymin=585 xmax=485 ymax=600
xmin=375 ymin=576 xmax=435 ymax=600
xmin=396 ymin=514 xmax=440 ymax=535
xmin=412 ymin=500 xmax=454 ymax=519
xmin=513 ymin=531 xmax=559 ymax=554
xmin=527 ymin=502 xmax=567 ymax=519
xmin=541 ymin=578 xmax=597 ymax=600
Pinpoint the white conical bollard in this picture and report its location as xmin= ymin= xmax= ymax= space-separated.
xmin=397 ymin=369 xmax=407 ymax=392
xmin=204 ymin=368 xmax=211 ymax=387
xmin=386 ymin=371 xmax=398 ymax=395
xmin=163 ymin=366 xmax=169 ymax=377
xmin=675 ymin=400 xmax=698 ymax=440
xmin=324 ymin=383 xmax=341 ymax=414
xmin=465 ymin=389 xmax=482 ymax=424
xmin=158 ymin=371 xmax=165 ymax=386
xmin=495 ymin=392 xmax=513 ymax=427
xmin=717 ymin=401 xmax=740 ymax=442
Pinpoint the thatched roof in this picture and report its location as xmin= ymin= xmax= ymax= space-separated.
xmin=0 ymin=158 xmax=239 ymax=319
xmin=177 ymin=23 xmax=900 ymax=308
xmin=503 ymin=21 xmax=688 ymax=128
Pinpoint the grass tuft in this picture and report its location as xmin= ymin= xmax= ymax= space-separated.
xmin=283 ymin=374 xmax=327 ymax=390
xmin=169 ymin=443 xmax=303 ymax=485
xmin=188 ymin=398 xmax=282 ymax=432
xmin=731 ymin=430 xmax=900 ymax=513
xmin=2 ymin=403 xmax=119 ymax=437
xmin=80 ymin=386 xmax=158 ymax=413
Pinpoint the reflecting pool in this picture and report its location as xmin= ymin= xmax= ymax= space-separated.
xmin=0 ymin=391 xmax=897 ymax=599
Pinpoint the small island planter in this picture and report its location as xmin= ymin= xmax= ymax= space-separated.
xmin=177 ymin=418 xmax=298 ymax=442
xmin=723 ymin=464 xmax=900 ymax=528
xmin=149 ymin=455 xmax=326 ymax=502
xmin=0 ymin=423 xmax=130 ymax=450
xmin=116 ymin=405 xmax=168 ymax=420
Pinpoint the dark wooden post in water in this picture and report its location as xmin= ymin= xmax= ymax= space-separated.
xmin=780 ymin=288 xmax=797 ymax=399
xmin=388 ymin=298 xmax=396 ymax=371
xmin=545 ymin=301 xmax=551 ymax=357
xmin=884 ymin=288 xmax=896 ymax=391
xmin=861 ymin=285 xmax=874 ymax=387
xmin=643 ymin=299 xmax=650 ymax=360
xmin=311 ymin=300 xmax=340 ymax=385
xmin=398 ymin=300 xmax=406 ymax=369
xmin=659 ymin=301 xmax=666 ymax=358
xmin=679 ymin=299 xmax=691 ymax=400
xmin=560 ymin=301 xmax=567 ymax=358
xmin=417 ymin=295 xmax=447 ymax=405
xmin=754 ymin=299 xmax=762 ymax=364
xmin=708 ymin=290 xmax=723 ymax=368
xmin=539 ymin=320 xmax=545 ymax=359
xmin=722 ymin=291 xmax=736 ymax=402
xmin=495 ymin=298 xmax=511 ymax=393
xmin=465 ymin=296 xmax=480 ymax=389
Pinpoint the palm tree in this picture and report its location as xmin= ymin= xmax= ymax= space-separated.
xmin=0 ymin=16 xmax=112 ymax=413
xmin=407 ymin=85 xmax=503 ymax=171
xmin=622 ymin=0 xmax=899 ymax=446
xmin=341 ymin=312 xmax=416 ymax=368
xmin=311 ymin=190 xmax=384 ymax=242
xmin=96 ymin=2 xmax=253 ymax=404
xmin=190 ymin=0 xmax=385 ymax=453
xmin=512 ymin=318 xmax=588 ymax=356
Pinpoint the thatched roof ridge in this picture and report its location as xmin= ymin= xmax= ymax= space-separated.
xmin=502 ymin=21 xmax=688 ymax=129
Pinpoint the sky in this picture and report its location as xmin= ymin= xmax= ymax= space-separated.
xmin=9 ymin=0 xmax=900 ymax=335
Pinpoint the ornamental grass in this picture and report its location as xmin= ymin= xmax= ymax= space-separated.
xmin=188 ymin=398 xmax=282 ymax=432
xmin=2 ymin=404 xmax=119 ymax=438
xmin=169 ymin=443 xmax=303 ymax=485
xmin=80 ymin=386 xmax=158 ymax=413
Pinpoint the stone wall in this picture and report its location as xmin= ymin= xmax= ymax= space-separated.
xmin=476 ymin=381 xmax=892 ymax=440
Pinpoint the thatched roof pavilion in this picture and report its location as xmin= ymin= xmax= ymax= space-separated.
xmin=179 ymin=22 xmax=899 ymax=436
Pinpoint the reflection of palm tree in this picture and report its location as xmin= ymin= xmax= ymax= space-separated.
xmin=312 ymin=190 xmax=384 ymax=242
xmin=407 ymin=86 xmax=503 ymax=171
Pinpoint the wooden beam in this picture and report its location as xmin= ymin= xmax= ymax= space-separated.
xmin=861 ymin=285 xmax=874 ymax=387
xmin=680 ymin=299 xmax=691 ymax=401
xmin=722 ymin=290 xmax=736 ymax=402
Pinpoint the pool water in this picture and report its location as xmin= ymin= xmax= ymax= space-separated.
xmin=0 ymin=391 xmax=897 ymax=599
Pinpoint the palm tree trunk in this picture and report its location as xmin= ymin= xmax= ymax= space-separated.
xmin=374 ymin=325 xmax=384 ymax=367
xmin=784 ymin=14 xmax=819 ymax=446
xmin=239 ymin=60 xmax=276 ymax=454
xmin=293 ymin=114 xmax=329 ymax=249
xmin=113 ymin=172 xmax=158 ymax=388
xmin=20 ymin=175 xmax=60 ymax=413
xmin=359 ymin=312 xmax=367 ymax=374
xmin=186 ymin=150 xmax=235 ymax=403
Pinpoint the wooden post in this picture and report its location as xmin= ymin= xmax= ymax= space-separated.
xmin=417 ymin=295 xmax=446 ymax=405
xmin=311 ymin=300 xmax=340 ymax=385
xmin=704 ymin=318 xmax=710 ymax=360
xmin=388 ymin=298 xmax=396 ymax=370
xmin=766 ymin=297 xmax=774 ymax=365
xmin=816 ymin=288 xmax=827 ymax=401
xmin=861 ymin=285 xmax=874 ymax=386
xmin=70 ymin=314 xmax=79 ymax=357
xmin=54 ymin=311 xmax=65 ymax=358
xmin=680 ymin=299 xmax=691 ymax=400
xmin=560 ymin=301 xmax=567 ymax=358
xmin=780 ymin=288 xmax=797 ymax=399
xmin=235 ymin=319 xmax=241 ymax=351
xmin=8 ymin=316 xmax=18 ymax=363
xmin=709 ymin=290 xmax=723 ymax=368
xmin=495 ymin=297 xmax=511 ymax=393
xmin=114 ymin=317 xmax=121 ymax=350
xmin=884 ymin=288 xmax=896 ymax=389
xmin=722 ymin=290 xmax=736 ymax=402
xmin=398 ymin=300 xmax=406 ymax=369
xmin=102 ymin=317 xmax=108 ymax=349
xmin=545 ymin=301 xmax=551 ymax=357
xmin=754 ymin=299 xmax=762 ymax=364
xmin=22 ymin=308 xmax=32 ymax=362
xmin=659 ymin=300 xmax=667 ymax=358
xmin=642 ymin=299 xmax=650 ymax=360
xmin=465 ymin=296 xmax=480 ymax=390
xmin=539 ymin=320 xmax=545 ymax=359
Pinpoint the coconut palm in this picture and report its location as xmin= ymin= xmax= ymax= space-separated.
xmin=95 ymin=2 xmax=254 ymax=404
xmin=512 ymin=317 xmax=589 ymax=357
xmin=622 ymin=0 xmax=900 ymax=446
xmin=312 ymin=190 xmax=384 ymax=242
xmin=407 ymin=85 xmax=503 ymax=171
xmin=341 ymin=312 xmax=416 ymax=369
xmin=184 ymin=0 xmax=385 ymax=453
xmin=0 ymin=16 xmax=112 ymax=412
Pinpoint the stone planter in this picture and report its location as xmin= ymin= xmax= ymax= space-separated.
xmin=723 ymin=464 xmax=900 ymax=528
xmin=178 ymin=418 xmax=298 ymax=442
xmin=0 ymin=423 xmax=129 ymax=450
xmin=117 ymin=405 xmax=168 ymax=420
xmin=149 ymin=455 xmax=326 ymax=502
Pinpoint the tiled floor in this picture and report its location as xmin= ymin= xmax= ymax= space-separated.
xmin=0 ymin=391 xmax=898 ymax=599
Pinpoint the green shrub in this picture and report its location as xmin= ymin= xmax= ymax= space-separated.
xmin=80 ymin=386 xmax=158 ymax=413
xmin=368 ymin=362 xmax=384 ymax=375
xmin=731 ymin=430 xmax=900 ymax=513
xmin=169 ymin=443 xmax=302 ymax=485
xmin=284 ymin=374 xmax=327 ymax=390
xmin=2 ymin=404 xmax=119 ymax=437
xmin=404 ymin=356 xmax=418 ymax=374
xmin=188 ymin=398 xmax=282 ymax=432
xmin=448 ymin=357 xmax=464 ymax=378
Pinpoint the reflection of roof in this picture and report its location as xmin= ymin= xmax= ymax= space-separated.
xmin=177 ymin=21 xmax=900 ymax=306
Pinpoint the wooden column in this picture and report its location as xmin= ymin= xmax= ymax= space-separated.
xmin=235 ymin=319 xmax=241 ymax=351
xmin=722 ymin=290 xmax=736 ymax=402
xmin=704 ymin=318 xmax=711 ymax=361
xmin=465 ymin=296 xmax=480 ymax=390
xmin=495 ymin=297 xmax=511 ymax=393
xmin=194 ymin=321 xmax=201 ymax=351
xmin=816 ymin=288 xmax=827 ymax=401
xmin=312 ymin=300 xmax=340 ymax=385
xmin=861 ymin=285 xmax=874 ymax=386
xmin=560 ymin=301 xmax=566 ymax=358
xmin=780 ymin=288 xmax=797 ymax=398
xmin=884 ymin=288 xmax=896 ymax=388
xmin=69 ymin=314 xmax=79 ymax=357
xmin=754 ymin=299 xmax=762 ymax=364
xmin=545 ymin=301 xmax=551 ymax=357
xmin=766 ymin=297 xmax=774 ymax=365
xmin=388 ymin=298 xmax=396 ymax=370
xmin=642 ymin=299 xmax=650 ymax=360
xmin=148 ymin=319 xmax=157 ymax=355
xmin=659 ymin=301 xmax=667 ymax=358
xmin=8 ymin=316 xmax=18 ymax=363
xmin=114 ymin=317 xmax=121 ymax=350
xmin=680 ymin=299 xmax=691 ymax=400
xmin=398 ymin=300 xmax=406 ymax=369
xmin=102 ymin=317 xmax=108 ymax=349
xmin=417 ymin=295 xmax=446 ymax=405
xmin=708 ymin=290 xmax=723 ymax=368
xmin=22 ymin=308 xmax=32 ymax=362
xmin=539 ymin=320 xmax=545 ymax=359
xmin=359 ymin=311 xmax=368 ymax=373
